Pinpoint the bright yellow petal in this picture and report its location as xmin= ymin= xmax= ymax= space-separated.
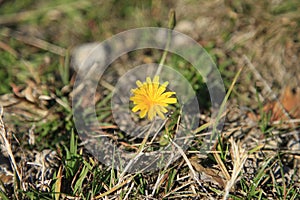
xmin=157 ymin=85 xmax=167 ymax=95
xmin=140 ymin=109 xmax=148 ymax=118
xmin=132 ymin=105 xmax=141 ymax=112
xmin=148 ymin=83 xmax=153 ymax=97
xmin=161 ymin=91 xmax=176 ymax=97
xmin=160 ymin=97 xmax=177 ymax=104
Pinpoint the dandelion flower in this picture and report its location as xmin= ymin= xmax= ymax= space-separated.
xmin=130 ymin=75 xmax=177 ymax=120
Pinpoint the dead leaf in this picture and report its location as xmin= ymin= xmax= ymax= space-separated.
xmin=190 ymin=156 xmax=226 ymax=188
xmin=249 ymin=86 xmax=300 ymax=123
xmin=23 ymin=85 xmax=35 ymax=103
xmin=10 ymin=80 xmax=52 ymax=108
xmin=0 ymin=94 xmax=56 ymax=122
xmin=265 ymin=86 xmax=300 ymax=122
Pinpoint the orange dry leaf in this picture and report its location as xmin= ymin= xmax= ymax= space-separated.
xmin=263 ymin=86 xmax=300 ymax=122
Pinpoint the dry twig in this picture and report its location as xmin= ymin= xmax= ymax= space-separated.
xmin=0 ymin=106 xmax=23 ymax=188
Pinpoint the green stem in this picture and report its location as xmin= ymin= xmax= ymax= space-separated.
xmin=155 ymin=9 xmax=176 ymax=76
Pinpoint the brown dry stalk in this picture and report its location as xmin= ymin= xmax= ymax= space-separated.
xmin=93 ymin=176 xmax=133 ymax=199
xmin=223 ymin=138 xmax=248 ymax=200
xmin=171 ymin=139 xmax=214 ymax=200
xmin=0 ymin=106 xmax=23 ymax=188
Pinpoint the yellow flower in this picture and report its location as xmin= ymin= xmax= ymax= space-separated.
xmin=130 ymin=75 xmax=177 ymax=121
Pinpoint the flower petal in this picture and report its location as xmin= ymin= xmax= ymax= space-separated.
xmin=140 ymin=109 xmax=147 ymax=118
xmin=154 ymin=105 xmax=165 ymax=119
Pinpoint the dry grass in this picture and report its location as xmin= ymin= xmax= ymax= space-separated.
xmin=0 ymin=0 xmax=299 ymax=199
